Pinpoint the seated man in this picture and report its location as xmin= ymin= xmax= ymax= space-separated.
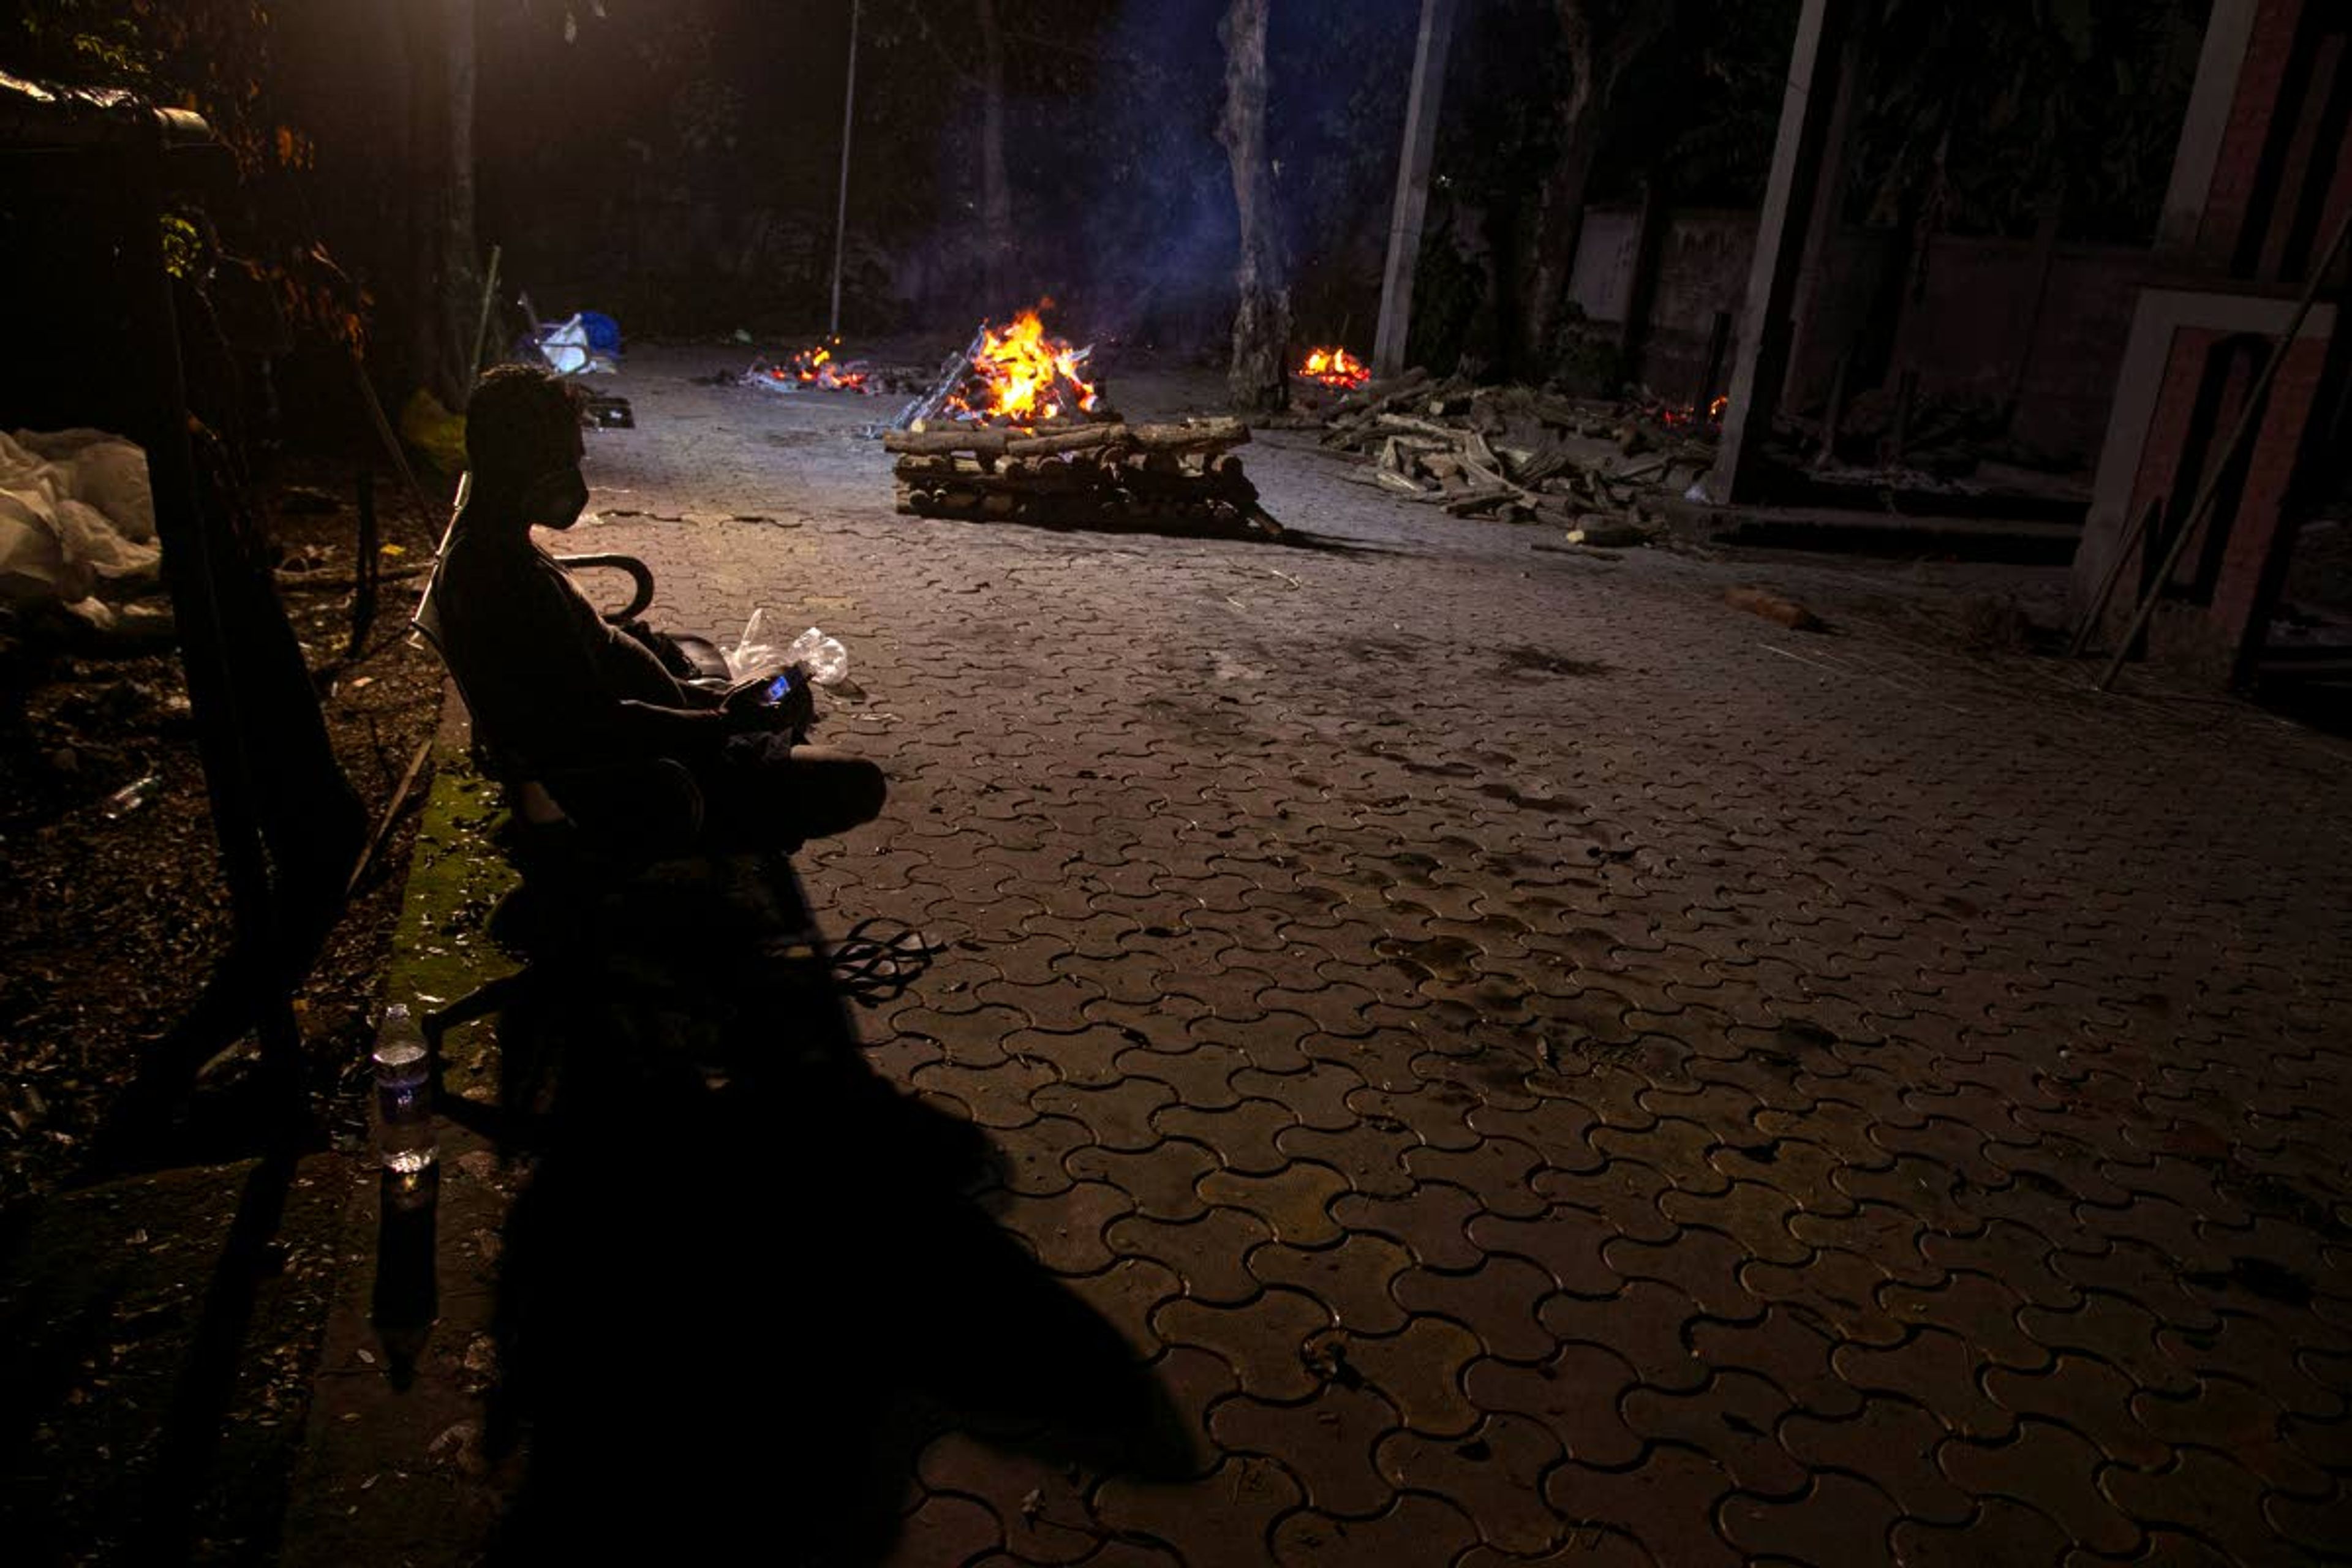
xmin=434 ymin=363 xmax=885 ymax=852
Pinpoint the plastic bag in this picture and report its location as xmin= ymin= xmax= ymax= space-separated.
xmin=723 ymin=607 xmax=787 ymax=683
xmin=723 ymin=608 xmax=850 ymax=686
xmin=783 ymin=627 xmax=850 ymax=686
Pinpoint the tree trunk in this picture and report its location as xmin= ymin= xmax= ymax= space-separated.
xmin=402 ymin=0 xmax=481 ymax=410
xmin=1513 ymin=0 xmax=1677 ymax=378
xmin=1218 ymin=0 xmax=1289 ymax=413
xmin=1519 ymin=130 xmax=1601 ymax=373
xmin=977 ymin=0 xmax=1014 ymax=308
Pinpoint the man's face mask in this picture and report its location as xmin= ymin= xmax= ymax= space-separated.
xmin=520 ymin=465 xmax=590 ymax=530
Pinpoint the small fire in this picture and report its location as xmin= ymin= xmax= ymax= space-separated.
xmin=771 ymin=343 xmax=870 ymax=393
xmin=953 ymin=306 xmax=1099 ymax=423
xmin=1300 ymin=345 xmax=1370 ymax=390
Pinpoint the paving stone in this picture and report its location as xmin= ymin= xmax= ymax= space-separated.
xmin=1937 ymin=1418 xmax=2146 ymax=1557
xmin=1464 ymin=1210 xmax=1619 ymax=1297
xmin=1108 ymin=1207 xmax=1278 ymax=1307
xmin=1462 ymin=1345 xmax=1645 ymax=1469
xmin=1540 ymin=1282 xmax=1709 ymax=1395
xmin=1374 ymin=1412 xmax=1566 ymax=1555
xmin=1276 ymin=1123 xmax=1422 ymax=1200
xmin=1245 ymin=1235 xmax=1415 ymax=1336
xmin=1545 ymin=1448 xmax=1740 ymax=1568
xmin=1196 ymin=1163 xmax=1352 ymax=1248
xmin=1831 ymin=1328 xmax=2016 ymax=1441
xmin=1210 ymin=1380 xmax=1402 ymax=1517
xmin=1028 ymin=1077 xmax=1177 ymax=1153
xmin=1389 ymin=1256 xmax=1559 ymax=1363
xmin=993 ymin=1181 xmax=1136 ymax=1278
xmin=1091 ymin=1454 xmax=1300 ymax=1568
xmin=1155 ymin=1098 xmax=1301 ymax=1176
xmin=1686 ymin=1308 xmax=1863 ymax=1421
xmin=1343 ymin=1316 xmax=1487 ymax=1438
xmin=2097 ymin=1448 xmax=2287 ymax=1563
xmin=1978 ymin=1355 xmax=2173 ymax=1470
xmin=1153 ymin=1289 xmax=1330 ymax=1403
xmin=2128 ymin=1374 xmax=2332 ymax=1500
xmin=1885 ymin=1496 xmax=2072 ymax=1566
xmin=1268 ymin=1490 xmax=1482 ymax=1566
xmin=533 ymin=355 xmax=2352 ymax=1568
xmin=915 ymin=1431 xmax=1102 ymax=1564
xmin=1065 ymin=1139 xmax=1221 ymax=1223
xmin=1329 ymin=1183 xmax=1486 ymax=1272
xmin=884 ymin=1491 xmax=1005 ymax=1566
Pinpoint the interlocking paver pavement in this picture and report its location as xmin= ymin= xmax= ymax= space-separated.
xmin=556 ymin=347 xmax=2350 ymax=1564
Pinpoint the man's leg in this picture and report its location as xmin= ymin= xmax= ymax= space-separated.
xmin=699 ymin=733 xmax=887 ymax=850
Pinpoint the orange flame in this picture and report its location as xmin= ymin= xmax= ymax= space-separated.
xmin=772 ymin=342 xmax=869 ymax=392
xmin=1300 ymin=345 xmax=1370 ymax=390
xmin=952 ymin=306 xmax=1098 ymax=423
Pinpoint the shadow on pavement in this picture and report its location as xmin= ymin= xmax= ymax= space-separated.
xmin=466 ymin=858 xmax=1192 ymax=1562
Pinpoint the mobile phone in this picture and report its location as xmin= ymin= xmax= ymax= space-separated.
xmin=762 ymin=669 xmax=799 ymax=705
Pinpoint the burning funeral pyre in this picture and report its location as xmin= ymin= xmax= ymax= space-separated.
xmin=775 ymin=344 xmax=871 ymax=393
xmin=895 ymin=306 xmax=1109 ymax=430
xmin=885 ymin=417 xmax=1280 ymax=538
xmin=1299 ymin=345 xmax=1370 ymax=391
xmin=886 ymin=306 xmax=1281 ymax=538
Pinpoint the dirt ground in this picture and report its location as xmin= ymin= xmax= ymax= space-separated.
xmin=0 ymin=464 xmax=450 ymax=1202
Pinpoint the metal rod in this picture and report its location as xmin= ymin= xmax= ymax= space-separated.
xmin=468 ymin=241 xmax=502 ymax=379
xmin=829 ymin=0 xmax=862 ymax=341
xmin=2095 ymin=204 xmax=2352 ymax=692
xmin=2065 ymin=498 xmax=2157 ymax=658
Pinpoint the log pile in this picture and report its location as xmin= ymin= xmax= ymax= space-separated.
xmin=884 ymin=417 xmax=1282 ymax=538
xmin=1310 ymin=369 xmax=1717 ymax=537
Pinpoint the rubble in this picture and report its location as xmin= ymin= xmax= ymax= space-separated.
xmin=1298 ymin=371 xmax=1715 ymax=540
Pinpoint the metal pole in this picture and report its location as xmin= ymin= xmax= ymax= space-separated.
xmin=829 ymin=0 xmax=861 ymax=341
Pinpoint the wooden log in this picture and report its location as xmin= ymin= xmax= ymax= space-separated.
xmin=1129 ymin=417 xmax=1250 ymax=452
xmin=1374 ymin=412 xmax=1469 ymax=442
xmin=1374 ymin=469 xmax=1431 ymax=497
xmin=1442 ymin=486 xmax=1518 ymax=516
xmin=1006 ymin=425 xmax=1126 ymax=457
xmin=885 ymin=428 xmax=1008 ymax=458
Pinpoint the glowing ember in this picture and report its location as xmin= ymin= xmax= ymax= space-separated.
xmin=949 ymin=306 xmax=1099 ymax=424
xmin=1299 ymin=345 xmax=1370 ymax=390
xmin=771 ymin=343 xmax=870 ymax=393
xmin=1643 ymin=394 xmax=1730 ymax=432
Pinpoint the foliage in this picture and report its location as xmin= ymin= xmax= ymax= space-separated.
xmin=1853 ymin=0 xmax=2207 ymax=242
xmin=2 ymin=0 xmax=368 ymax=351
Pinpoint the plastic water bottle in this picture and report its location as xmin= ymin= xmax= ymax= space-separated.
xmin=99 ymin=774 xmax=160 ymax=820
xmin=783 ymin=627 xmax=850 ymax=686
xmin=372 ymin=1004 xmax=436 ymax=1175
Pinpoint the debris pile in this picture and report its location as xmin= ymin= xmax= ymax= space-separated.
xmin=1308 ymin=369 xmax=1717 ymax=541
xmin=883 ymin=417 xmax=1280 ymax=539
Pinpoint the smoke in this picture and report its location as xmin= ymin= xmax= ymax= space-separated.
xmin=1063 ymin=0 xmax=1420 ymax=356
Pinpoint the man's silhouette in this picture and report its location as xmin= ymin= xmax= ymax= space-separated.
xmin=434 ymin=364 xmax=884 ymax=850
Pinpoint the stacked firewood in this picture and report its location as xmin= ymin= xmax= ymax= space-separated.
xmin=884 ymin=417 xmax=1281 ymax=538
xmin=1313 ymin=369 xmax=1716 ymax=537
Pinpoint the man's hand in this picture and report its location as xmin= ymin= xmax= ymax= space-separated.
xmin=721 ymin=670 xmax=815 ymax=736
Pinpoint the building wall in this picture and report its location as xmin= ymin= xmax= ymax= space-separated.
xmin=1561 ymin=203 xmax=2154 ymax=467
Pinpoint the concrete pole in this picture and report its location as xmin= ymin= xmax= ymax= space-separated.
xmin=1373 ymin=0 xmax=1458 ymax=377
xmin=1704 ymin=0 xmax=1852 ymax=504
xmin=829 ymin=0 xmax=862 ymax=340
